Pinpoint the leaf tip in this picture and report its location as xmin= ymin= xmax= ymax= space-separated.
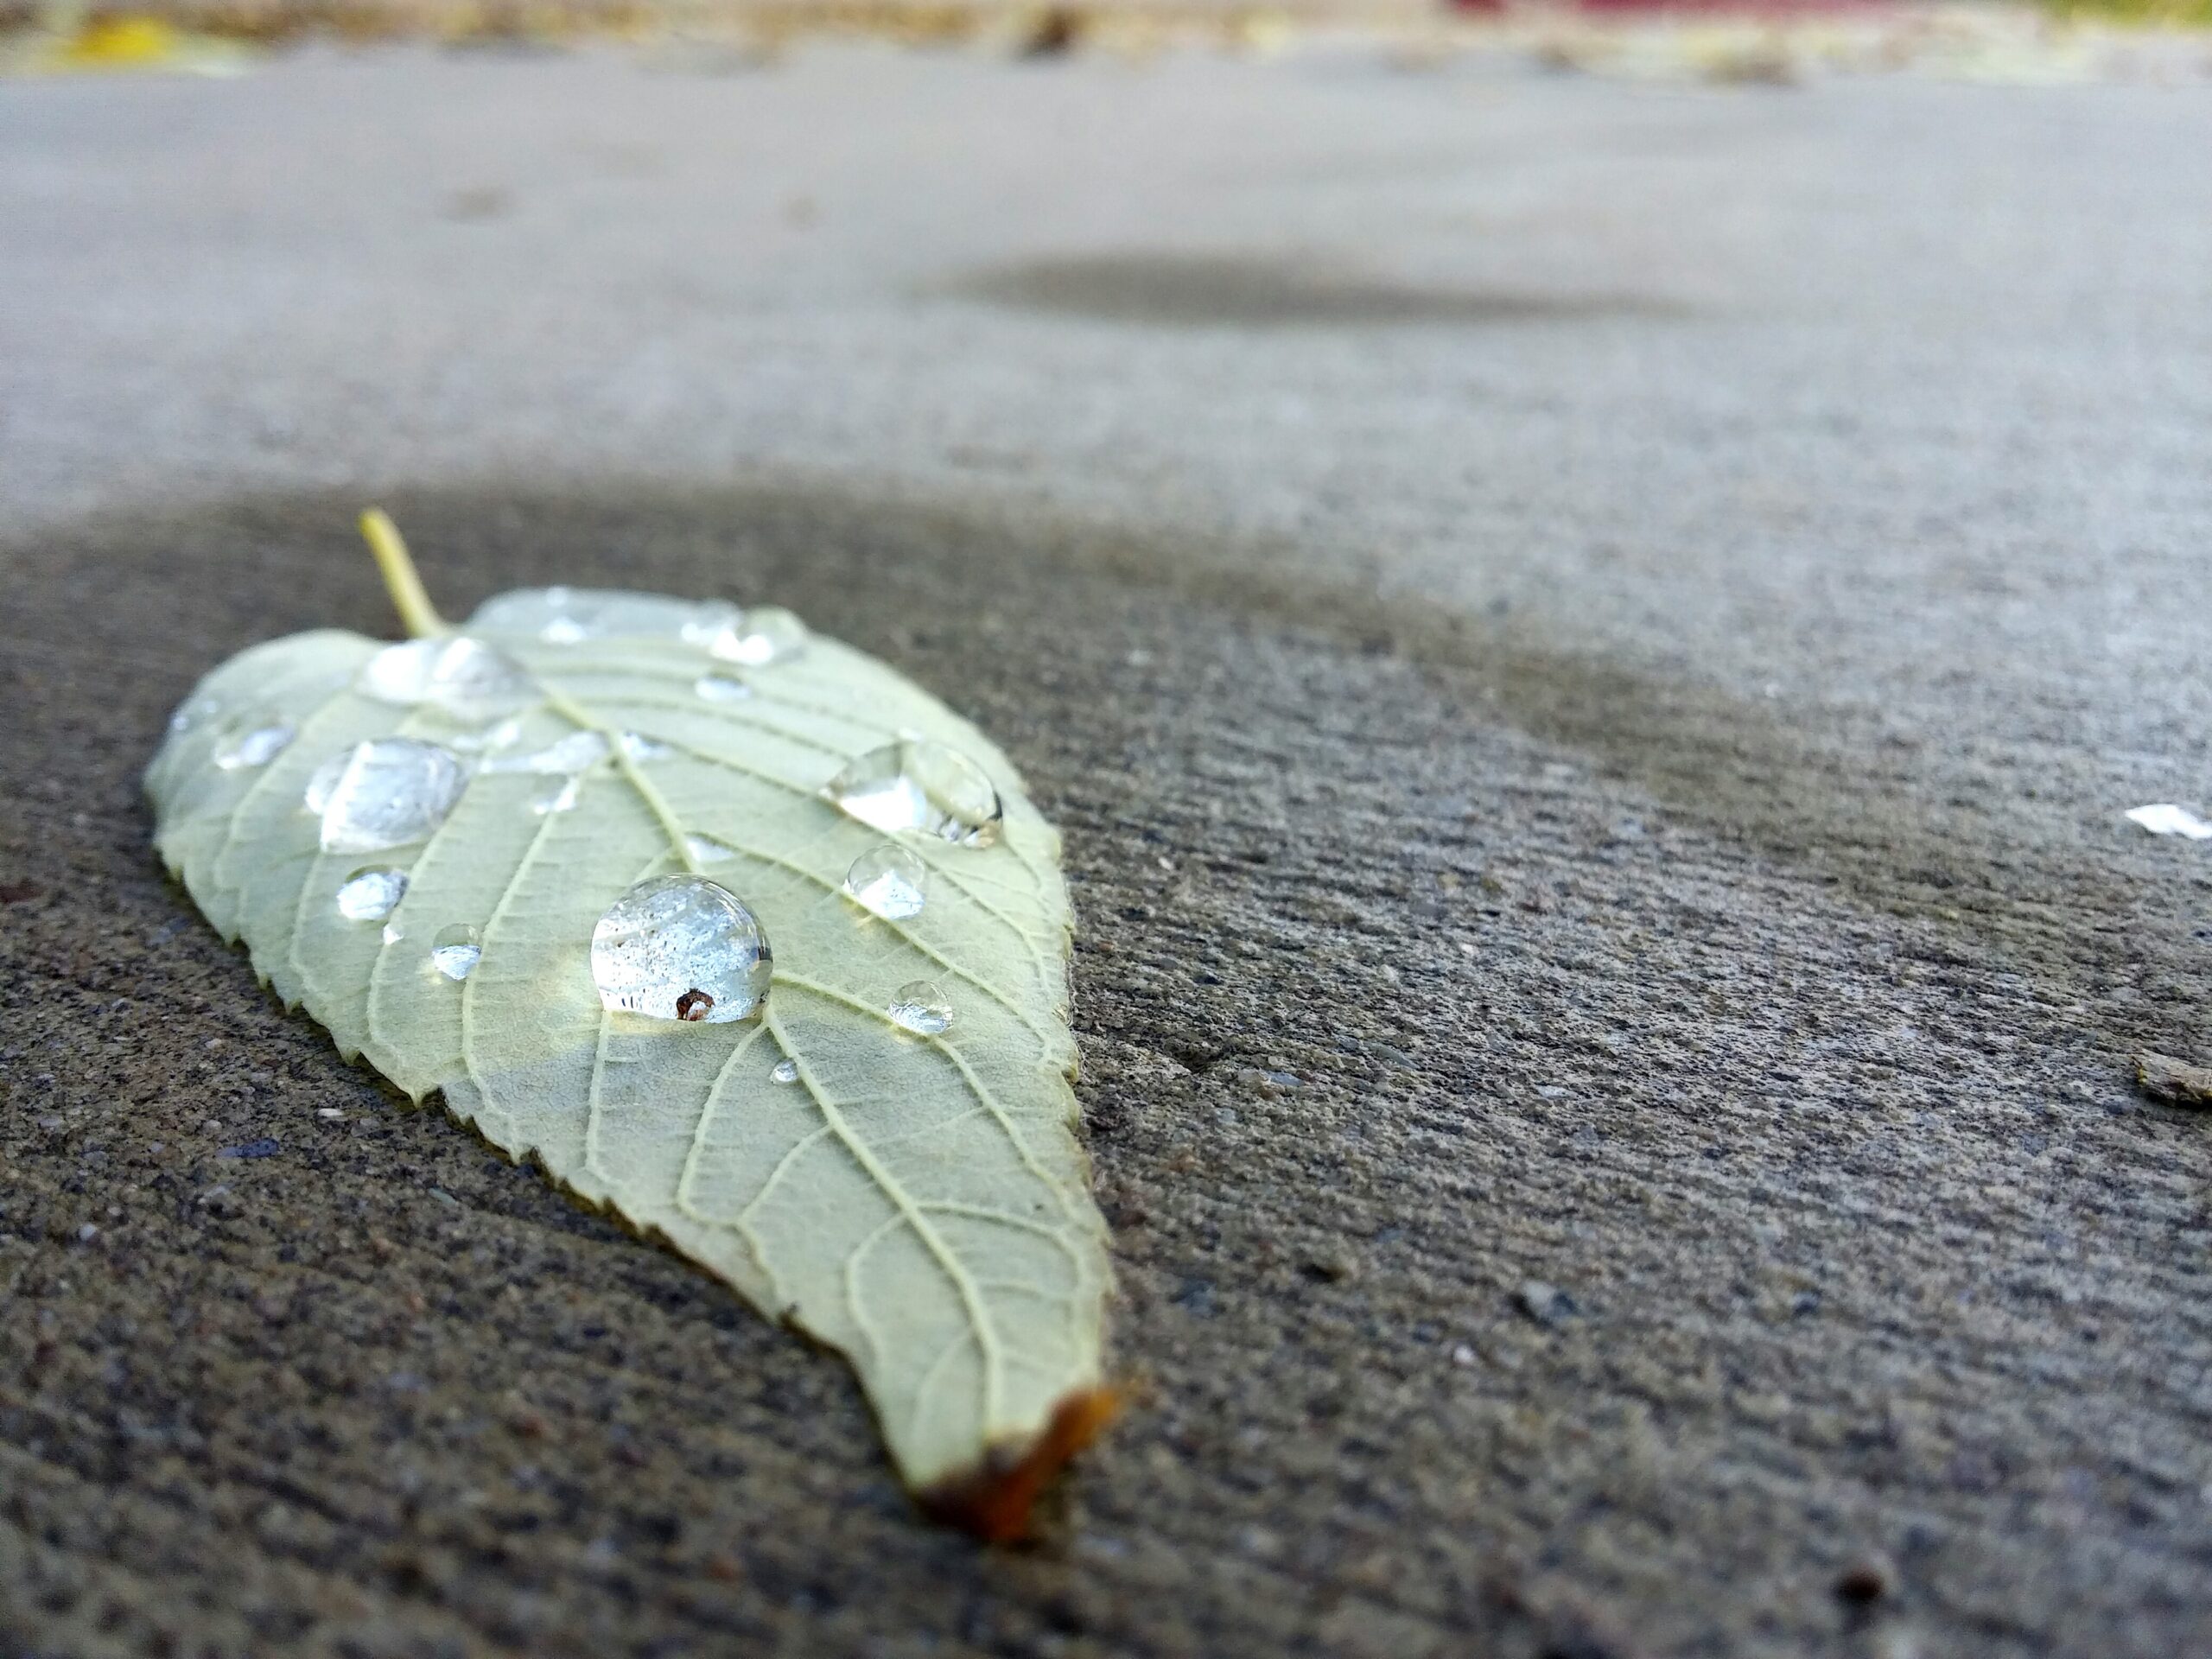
xmin=918 ymin=1387 xmax=1120 ymax=1544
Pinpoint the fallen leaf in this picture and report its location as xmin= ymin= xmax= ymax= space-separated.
xmin=145 ymin=512 xmax=1112 ymax=1527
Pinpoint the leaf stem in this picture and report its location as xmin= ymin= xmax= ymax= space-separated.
xmin=359 ymin=508 xmax=448 ymax=639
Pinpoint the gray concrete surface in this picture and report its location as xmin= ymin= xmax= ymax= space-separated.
xmin=3 ymin=41 xmax=2210 ymax=1659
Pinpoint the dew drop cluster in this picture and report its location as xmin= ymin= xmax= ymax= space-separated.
xmin=171 ymin=598 xmax=1033 ymax=1067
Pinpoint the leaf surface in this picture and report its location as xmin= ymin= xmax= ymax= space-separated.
xmin=146 ymin=576 xmax=1110 ymax=1515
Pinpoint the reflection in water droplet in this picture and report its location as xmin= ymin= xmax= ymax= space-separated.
xmin=771 ymin=1058 xmax=800 ymax=1084
xmin=685 ymin=833 xmax=738 ymax=864
xmin=842 ymin=843 xmax=928 ymax=920
xmin=590 ymin=874 xmax=772 ymax=1025
xmin=824 ymin=740 xmax=1002 ymax=846
xmin=359 ymin=636 xmax=536 ymax=721
xmin=308 ymin=739 xmax=468 ymax=854
xmin=710 ymin=607 xmax=806 ymax=667
xmin=695 ymin=674 xmax=753 ymax=702
xmin=213 ymin=715 xmax=296 ymax=771
xmin=887 ymin=980 xmax=953 ymax=1036
xmin=619 ymin=732 xmax=675 ymax=763
xmin=431 ymin=924 xmax=482 ymax=981
xmin=336 ymin=867 xmax=408 ymax=922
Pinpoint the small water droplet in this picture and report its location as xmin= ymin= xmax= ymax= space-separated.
xmin=824 ymin=740 xmax=1002 ymax=846
xmin=430 ymin=924 xmax=482 ymax=981
xmin=2126 ymin=803 xmax=2212 ymax=840
xmin=168 ymin=695 xmax=221 ymax=735
xmin=710 ymin=606 xmax=806 ymax=667
xmin=448 ymin=716 xmax=526 ymax=754
xmin=695 ymin=674 xmax=753 ymax=702
xmin=685 ymin=833 xmax=739 ymax=863
xmin=531 ymin=775 xmax=584 ymax=816
xmin=307 ymin=739 xmax=469 ymax=854
xmin=619 ymin=732 xmax=675 ymax=763
xmin=472 ymin=588 xmax=738 ymax=646
xmin=359 ymin=636 xmax=535 ymax=721
xmin=382 ymin=921 xmax=406 ymax=945
xmin=336 ymin=867 xmax=408 ymax=922
xmin=213 ymin=715 xmax=296 ymax=771
xmin=770 ymin=1058 xmax=800 ymax=1084
xmin=887 ymin=979 xmax=952 ymax=1036
xmin=842 ymin=843 xmax=927 ymax=920
xmin=590 ymin=874 xmax=772 ymax=1025
xmin=485 ymin=729 xmax=609 ymax=775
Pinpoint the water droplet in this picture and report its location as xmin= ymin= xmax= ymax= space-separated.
xmin=619 ymin=732 xmax=675 ymax=763
xmin=431 ymin=924 xmax=482 ymax=981
xmin=485 ymin=729 xmax=609 ymax=775
xmin=213 ymin=715 xmax=295 ymax=771
xmin=710 ymin=606 xmax=806 ymax=667
xmin=887 ymin=980 xmax=953 ymax=1036
xmin=336 ymin=867 xmax=408 ymax=922
xmin=695 ymin=674 xmax=753 ymax=702
xmin=471 ymin=588 xmax=739 ymax=647
xmin=685 ymin=833 xmax=739 ymax=863
xmin=824 ymin=740 xmax=1002 ymax=846
xmin=382 ymin=921 xmax=405 ymax=944
xmin=532 ymin=775 xmax=584 ymax=816
xmin=770 ymin=1058 xmax=800 ymax=1084
xmin=168 ymin=695 xmax=221 ymax=735
xmin=2126 ymin=803 xmax=2212 ymax=841
xmin=306 ymin=739 xmax=469 ymax=854
xmin=358 ymin=636 xmax=535 ymax=721
xmin=448 ymin=716 xmax=525 ymax=754
xmin=590 ymin=874 xmax=772 ymax=1025
xmin=842 ymin=843 xmax=928 ymax=920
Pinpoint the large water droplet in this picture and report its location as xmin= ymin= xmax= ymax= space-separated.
xmin=710 ymin=606 xmax=806 ymax=667
xmin=307 ymin=739 xmax=469 ymax=854
xmin=213 ymin=714 xmax=295 ymax=771
xmin=336 ymin=866 xmax=408 ymax=922
xmin=887 ymin=979 xmax=953 ymax=1036
xmin=824 ymin=740 xmax=1002 ymax=846
xmin=843 ymin=843 xmax=928 ymax=920
xmin=431 ymin=924 xmax=482 ymax=981
xmin=359 ymin=636 xmax=535 ymax=721
xmin=590 ymin=874 xmax=772 ymax=1025
xmin=695 ymin=674 xmax=753 ymax=703
xmin=770 ymin=1057 xmax=800 ymax=1084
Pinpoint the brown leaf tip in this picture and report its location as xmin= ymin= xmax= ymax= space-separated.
xmin=918 ymin=1389 xmax=1120 ymax=1543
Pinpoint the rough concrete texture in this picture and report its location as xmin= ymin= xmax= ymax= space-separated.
xmin=3 ymin=42 xmax=2211 ymax=1659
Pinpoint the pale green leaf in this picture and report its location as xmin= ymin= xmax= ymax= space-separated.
xmin=144 ymin=544 xmax=1111 ymax=1518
